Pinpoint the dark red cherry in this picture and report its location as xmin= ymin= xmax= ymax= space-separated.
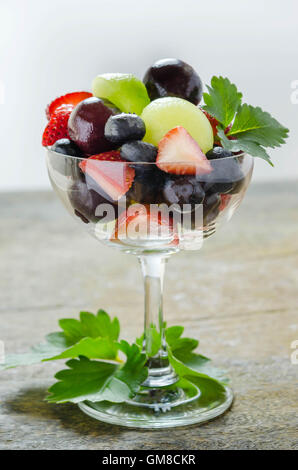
xmin=68 ymin=97 xmax=118 ymax=155
xmin=143 ymin=58 xmax=203 ymax=105
xmin=68 ymin=178 xmax=120 ymax=224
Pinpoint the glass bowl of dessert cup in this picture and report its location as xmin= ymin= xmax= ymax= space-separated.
xmin=46 ymin=147 xmax=254 ymax=428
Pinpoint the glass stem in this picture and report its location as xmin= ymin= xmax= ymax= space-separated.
xmin=138 ymin=254 xmax=178 ymax=388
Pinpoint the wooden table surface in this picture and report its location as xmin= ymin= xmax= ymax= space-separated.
xmin=0 ymin=182 xmax=297 ymax=450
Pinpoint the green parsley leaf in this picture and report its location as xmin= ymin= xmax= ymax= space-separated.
xmin=43 ymin=337 xmax=119 ymax=362
xmin=219 ymin=104 xmax=289 ymax=165
xmin=165 ymin=325 xmax=209 ymax=370
xmin=0 ymin=310 xmax=120 ymax=370
xmin=44 ymin=332 xmax=69 ymax=349
xmin=116 ymin=341 xmax=148 ymax=394
xmin=203 ymin=76 xmax=289 ymax=165
xmin=168 ymin=349 xmax=226 ymax=405
xmin=47 ymin=342 xmax=147 ymax=404
xmin=166 ymin=325 xmax=199 ymax=354
xmin=0 ymin=351 xmax=56 ymax=370
xmin=227 ymin=104 xmax=289 ymax=147
xmin=217 ymin=128 xmax=274 ymax=165
xmin=0 ymin=334 xmax=67 ymax=370
xmin=1 ymin=307 xmax=227 ymax=406
xmin=89 ymin=342 xmax=148 ymax=403
xmin=59 ymin=309 xmax=120 ymax=345
xmin=203 ymin=76 xmax=242 ymax=128
xmin=47 ymin=356 xmax=119 ymax=403
xmin=136 ymin=325 xmax=162 ymax=357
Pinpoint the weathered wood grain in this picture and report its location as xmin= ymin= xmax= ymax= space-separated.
xmin=0 ymin=182 xmax=297 ymax=449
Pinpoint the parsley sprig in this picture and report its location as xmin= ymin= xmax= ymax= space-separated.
xmin=203 ymin=76 xmax=289 ymax=165
xmin=1 ymin=309 xmax=227 ymax=404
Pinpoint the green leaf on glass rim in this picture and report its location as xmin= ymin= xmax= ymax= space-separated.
xmin=59 ymin=309 xmax=120 ymax=346
xmin=217 ymin=128 xmax=274 ymax=165
xmin=203 ymin=76 xmax=242 ymax=128
xmin=168 ymin=349 xmax=226 ymax=405
xmin=226 ymin=104 xmax=289 ymax=148
xmin=47 ymin=342 xmax=148 ymax=404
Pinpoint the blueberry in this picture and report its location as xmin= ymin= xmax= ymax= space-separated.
xmin=51 ymin=138 xmax=83 ymax=157
xmin=133 ymin=164 xmax=157 ymax=183
xmin=206 ymin=146 xmax=233 ymax=160
xmin=197 ymin=157 xmax=244 ymax=194
xmin=203 ymin=192 xmax=221 ymax=225
xmin=126 ymin=179 xmax=157 ymax=205
xmin=120 ymin=141 xmax=157 ymax=163
xmin=104 ymin=114 xmax=146 ymax=146
xmin=51 ymin=138 xmax=83 ymax=177
xmin=183 ymin=190 xmax=220 ymax=230
xmin=126 ymin=165 xmax=166 ymax=205
xmin=159 ymin=176 xmax=205 ymax=231
xmin=162 ymin=176 xmax=205 ymax=208
xmin=74 ymin=209 xmax=90 ymax=224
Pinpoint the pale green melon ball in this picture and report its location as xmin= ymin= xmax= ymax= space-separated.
xmin=92 ymin=73 xmax=150 ymax=115
xmin=141 ymin=97 xmax=214 ymax=153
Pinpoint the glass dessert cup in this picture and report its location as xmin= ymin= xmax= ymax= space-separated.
xmin=46 ymin=148 xmax=253 ymax=428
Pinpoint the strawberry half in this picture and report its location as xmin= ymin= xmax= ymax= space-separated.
xmin=79 ymin=151 xmax=135 ymax=201
xmin=46 ymin=91 xmax=92 ymax=120
xmin=219 ymin=194 xmax=232 ymax=211
xmin=156 ymin=126 xmax=212 ymax=176
xmin=42 ymin=104 xmax=73 ymax=146
xmin=112 ymin=205 xmax=179 ymax=245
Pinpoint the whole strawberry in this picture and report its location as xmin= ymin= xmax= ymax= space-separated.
xmin=46 ymin=91 xmax=92 ymax=120
xmin=42 ymin=104 xmax=73 ymax=146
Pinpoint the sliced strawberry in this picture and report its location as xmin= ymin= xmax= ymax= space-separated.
xmin=112 ymin=205 xmax=178 ymax=245
xmin=79 ymin=151 xmax=135 ymax=201
xmin=219 ymin=194 xmax=232 ymax=211
xmin=46 ymin=91 xmax=92 ymax=119
xmin=156 ymin=126 xmax=212 ymax=176
xmin=42 ymin=104 xmax=73 ymax=146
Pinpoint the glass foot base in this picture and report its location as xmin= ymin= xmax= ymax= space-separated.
xmin=78 ymin=385 xmax=233 ymax=429
xmin=126 ymin=385 xmax=200 ymax=412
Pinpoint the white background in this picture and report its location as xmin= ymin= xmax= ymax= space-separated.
xmin=0 ymin=0 xmax=297 ymax=191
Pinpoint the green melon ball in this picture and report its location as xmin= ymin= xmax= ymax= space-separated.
xmin=141 ymin=97 xmax=214 ymax=153
xmin=92 ymin=73 xmax=150 ymax=115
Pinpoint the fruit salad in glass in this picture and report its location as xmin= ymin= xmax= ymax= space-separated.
xmin=43 ymin=58 xmax=288 ymax=428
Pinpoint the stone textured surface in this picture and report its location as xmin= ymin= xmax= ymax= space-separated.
xmin=0 ymin=182 xmax=297 ymax=450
